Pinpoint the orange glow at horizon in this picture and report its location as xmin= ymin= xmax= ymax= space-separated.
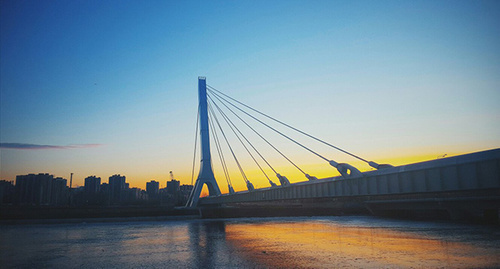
xmin=5 ymin=147 xmax=492 ymax=192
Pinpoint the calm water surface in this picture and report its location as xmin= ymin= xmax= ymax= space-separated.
xmin=1 ymin=216 xmax=499 ymax=268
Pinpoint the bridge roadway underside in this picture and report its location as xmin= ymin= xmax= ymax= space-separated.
xmin=199 ymin=149 xmax=500 ymax=222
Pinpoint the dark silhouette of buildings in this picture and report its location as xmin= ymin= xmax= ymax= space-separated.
xmin=146 ymin=180 xmax=160 ymax=200
xmin=0 ymin=180 xmax=15 ymax=204
xmin=6 ymin=173 xmax=193 ymax=208
xmin=128 ymin=187 xmax=147 ymax=203
xmin=83 ymin=176 xmax=102 ymax=205
xmin=52 ymin=177 xmax=68 ymax=205
xmin=14 ymin=173 xmax=68 ymax=206
xmin=101 ymin=183 xmax=109 ymax=195
xmin=84 ymin=176 xmax=101 ymax=195
xmin=163 ymin=179 xmax=193 ymax=206
xmin=178 ymin=184 xmax=194 ymax=205
xmin=166 ymin=179 xmax=180 ymax=195
xmin=109 ymin=174 xmax=126 ymax=204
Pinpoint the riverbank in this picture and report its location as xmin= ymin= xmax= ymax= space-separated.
xmin=0 ymin=205 xmax=200 ymax=224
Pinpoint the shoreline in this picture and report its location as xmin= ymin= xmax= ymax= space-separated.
xmin=0 ymin=214 xmax=201 ymax=225
xmin=0 ymin=205 xmax=201 ymax=224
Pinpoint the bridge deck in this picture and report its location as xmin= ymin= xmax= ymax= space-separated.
xmin=199 ymin=148 xmax=500 ymax=220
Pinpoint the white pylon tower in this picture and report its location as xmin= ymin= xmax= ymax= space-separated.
xmin=186 ymin=77 xmax=221 ymax=207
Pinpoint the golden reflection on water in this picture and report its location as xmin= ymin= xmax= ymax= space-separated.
xmin=225 ymin=220 xmax=499 ymax=268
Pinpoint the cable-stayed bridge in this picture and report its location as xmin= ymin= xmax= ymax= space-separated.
xmin=187 ymin=77 xmax=500 ymax=221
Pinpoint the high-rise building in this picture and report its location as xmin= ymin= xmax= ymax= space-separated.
xmin=166 ymin=179 xmax=180 ymax=195
xmin=146 ymin=180 xmax=159 ymax=200
xmin=100 ymin=183 xmax=110 ymax=200
xmin=52 ymin=177 xmax=68 ymax=205
xmin=16 ymin=173 xmax=52 ymax=205
xmin=0 ymin=180 xmax=15 ymax=204
xmin=15 ymin=173 xmax=67 ymax=206
xmin=101 ymin=183 xmax=109 ymax=193
xmin=109 ymin=174 xmax=126 ymax=204
xmin=83 ymin=176 xmax=101 ymax=205
xmin=84 ymin=176 xmax=101 ymax=195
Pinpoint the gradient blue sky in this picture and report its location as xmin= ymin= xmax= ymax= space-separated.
xmin=1 ymin=0 xmax=499 ymax=191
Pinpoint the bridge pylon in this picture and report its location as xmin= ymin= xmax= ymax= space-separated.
xmin=186 ymin=77 xmax=221 ymax=208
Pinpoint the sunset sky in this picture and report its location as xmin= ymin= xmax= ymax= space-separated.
xmin=1 ymin=0 xmax=499 ymax=192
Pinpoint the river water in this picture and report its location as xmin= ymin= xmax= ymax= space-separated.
xmin=1 ymin=216 xmax=499 ymax=268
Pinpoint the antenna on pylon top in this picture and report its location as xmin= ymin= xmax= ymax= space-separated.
xmin=170 ymin=171 xmax=175 ymax=180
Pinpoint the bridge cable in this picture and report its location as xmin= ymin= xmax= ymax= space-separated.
xmin=190 ymin=106 xmax=200 ymax=186
xmin=209 ymin=96 xmax=273 ymax=184
xmin=208 ymin=89 xmax=330 ymax=163
xmin=208 ymin=95 xmax=273 ymax=183
xmin=208 ymin=90 xmax=307 ymax=176
xmin=207 ymin=102 xmax=250 ymax=184
xmin=207 ymin=111 xmax=233 ymax=188
xmin=207 ymin=85 xmax=371 ymax=164
xmin=209 ymin=102 xmax=250 ymax=185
